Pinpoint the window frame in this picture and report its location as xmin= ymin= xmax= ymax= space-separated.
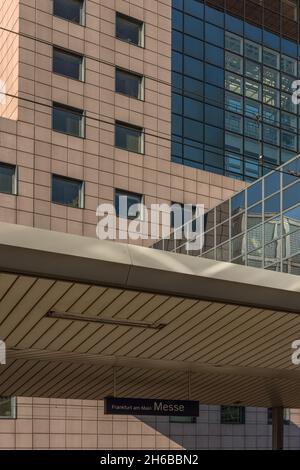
xmin=0 ymin=163 xmax=17 ymax=195
xmin=115 ymin=121 xmax=144 ymax=154
xmin=115 ymin=189 xmax=144 ymax=220
xmin=53 ymin=47 xmax=85 ymax=82
xmin=220 ymin=406 xmax=246 ymax=425
xmin=52 ymin=102 xmax=85 ymax=138
xmin=0 ymin=397 xmax=17 ymax=420
xmin=116 ymin=12 xmax=144 ymax=48
xmin=53 ymin=0 xmax=85 ymax=26
xmin=51 ymin=174 xmax=85 ymax=209
xmin=115 ymin=68 xmax=144 ymax=101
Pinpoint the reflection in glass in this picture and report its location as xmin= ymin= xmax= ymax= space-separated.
xmin=204 ymin=210 xmax=215 ymax=232
xmin=265 ymin=240 xmax=281 ymax=266
xmin=263 ymin=67 xmax=279 ymax=88
xmin=283 ymin=254 xmax=300 ymax=275
xmin=202 ymin=249 xmax=215 ymax=260
xmin=202 ymin=229 xmax=215 ymax=253
xmin=216 ymin=221 xmax=230 ymax=245
xmin=265 ymin=216 xmax=281 ymax=244
xmin=216 ymin=200 xmax=229 ymax=224
xmin=264 ymin=171 xmax=280 ymax=197
xmin=247 ymin=181 xmax=262 ymax=207
xmin=265 ymin=263 xmax=281 ymax=272
xmin=225 ymin=32 xmax=243 ymax=54
xmin=225 ymin=52 xmax=243 ymax=73
xmin=283 ymin=182 xmax=300 ymax=211
xmin=247 ymin=203 xmax=262 ymax=228
xmin=231 ymin=234 xmax=245 ymax=259
xmin=283 ymin=229 xmax=300 ymax=258
xmin=232 ymin=256 xmax=246 ymax=266
xmin=231 ymin=213 xmax=245 ymax=237
xmin=216 ymin=242 xmax=230 ymax=262
xmin=265 ymin=193 xmax=280 ymax=219
xmin=247 ymin=248 xmax=263 ymax=268
xmin=247 ymin=225 xmax=262 ymax=252
xmin=231 ymin=191 xmax=245 ymax=216
xmin=225 ymin=72 xmax=243 ymax=94
xmin=283 ymin=205 xmax=300 ymax=235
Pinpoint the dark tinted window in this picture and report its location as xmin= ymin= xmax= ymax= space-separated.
xmin=115 ymin=190 xmax=143 ymax=219
xmin=52 ymin=103 xmax=84 ymax=137
xmin=0 ymin=397 xmax=16 ymax=419
xmin=115 ymin=122 xmax=143 ymax=153
xmin=0 ymin=163 xmax=16 ymax=194
xmin=116 ymin=69 xmax=143 ymax=100
xmin=116 ymin=13 xmax=143 ymax=46
xmin=53 ymin=48 xmax=83 ymax=80
xmin=52 ymin=175 xmax=83 ymax=208
xmin=53 ymin=0 xmax=84 ymax=24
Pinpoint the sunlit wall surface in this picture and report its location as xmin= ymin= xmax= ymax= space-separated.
xmin=154 ymin=154 xmax=300 ymax=275
xmin=172 ymin=0 xmax=300 ymax=181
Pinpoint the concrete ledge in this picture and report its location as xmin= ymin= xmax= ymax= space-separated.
xmin=0 ymin=222 xmax=300 ymax=313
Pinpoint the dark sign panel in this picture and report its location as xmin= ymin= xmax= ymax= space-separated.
xmin=104 ymin=397 xmax=199 ymax=417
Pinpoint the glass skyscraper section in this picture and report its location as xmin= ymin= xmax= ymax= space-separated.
xmin=172 ymin=0 xmax=300 ymax=181
xmin=154 ymin=153 xmax=300 ymax=276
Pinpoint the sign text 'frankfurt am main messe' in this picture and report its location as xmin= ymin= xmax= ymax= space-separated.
xmin=104 ymin=397 xmax=199 ymax=417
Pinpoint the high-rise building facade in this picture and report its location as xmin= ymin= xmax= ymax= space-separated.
xmin=0 ymin=0 xmax=300 ymax=450
xmin=172 ymin=0 xmax=300 ymax=180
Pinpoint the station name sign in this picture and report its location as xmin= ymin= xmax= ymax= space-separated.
xmin=104 ymin=397 xmax=199 ymax=417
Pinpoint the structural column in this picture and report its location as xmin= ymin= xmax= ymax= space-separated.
xmin=272 ymin=407 xmax=284 ymax=450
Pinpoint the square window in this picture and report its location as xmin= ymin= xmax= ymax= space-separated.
xmin=281 ymin=74 xmax=294 ymax=92
xmin=52 ymin=175 xmax=84 ymax=208
xmin=116 ymin=69 xmax=144 ymax=100
xmin=225 ymin=153 xmax=243 ymax=175
xmin=53 ymin=48 xmax=84 ymax=81
xmin=116 ymin=13 xmax=144 ymax=47
xmin=245 ymin=40 xmax=262 ymax=62
xmin=263 ymin=67 xmax=280 ymax=88
xmin=282 ymin=130 xmax=297 ymax=150
xmin=245 ymin=99 xmax=261 ymax=119
xmin=263 ymin=48 xmax=280 ymax=69
xmin=225 ymin=72 xmax=243 ymax=94
xmin=264 ymin=125 xmax=279 ymax=145
xmin=52 ymin=103 xmax=84 ymax=137
xmin=225 ymin=32 xmax=243 ymax=54
xmin=281 ymin=55 xmax=297 ymax=76
xmin=115 ymin=121 xmax=144 ymax=154
xmin=245 ymin=118 xmax=260 ymax=139
xmin=53 ymin=0 xmax=84 ymax=25
xmin=263 ymin=144 xmax=280 ymax=165
xmin=0 ymin=397 xmax=16 ymax=419
xmin=263 ymin=106 xmax=279 ymax=126
xmin=221 ymin=406 xmax=245 ymax=424
xmin=281 ymin=92 xmax=297 ymax=113
xmin=225 ymin=92 xmax=243 ymax=114
xmin=225 ymin=112 xmax=243 ymax=133
xmin=245 ymin=60 xmax=261 ymax=81
xmin=225 ymin=132 xmax=243 ymax=154
xmin=0 ymin=163 xmax=17 ymax=195
xmin=263 ymin=86 xmax=279 ymax=107
xmin=115 ymin=190 xmax=143 ymax=220
xmin=225 ymin=52 xmax=243 ymax=74
xmin=245 ymin=79 xmax=261 ymax=100
xmin=281 ymin=112 xmax=297 ymax=131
